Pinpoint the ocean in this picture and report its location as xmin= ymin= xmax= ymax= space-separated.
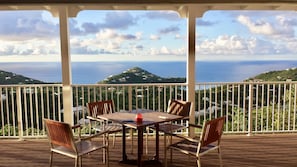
xmin=1 ymin=60 xmax=297 ymax=84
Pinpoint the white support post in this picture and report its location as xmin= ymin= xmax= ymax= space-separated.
xmin=187 ymin=7 xmax=197 ymax=137
xmin=59 ymin=7 xmax=73 ymax=125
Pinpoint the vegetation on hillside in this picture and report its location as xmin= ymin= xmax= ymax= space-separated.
xmin=245 ymin=67 xmax=297 ymax=82
xmin=0 ymin=70 xmax=44 ymax=85
xmin=99 ymin=67 xmax=186 ymax=84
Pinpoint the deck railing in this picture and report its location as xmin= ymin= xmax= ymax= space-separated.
xmin=1 ymin=81 xmax=297 ymax=139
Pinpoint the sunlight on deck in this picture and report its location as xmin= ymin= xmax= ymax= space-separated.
xmin=0 ymin=134 xmax=297 ymax=167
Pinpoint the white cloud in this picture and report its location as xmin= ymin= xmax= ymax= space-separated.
xmin=96 ymin=29 xmax=117 ymax=40
xmin=237 ymin=14 xmax=294 ymax=40
xmin=0 ymin=39 xmax=59 ymax=56
xmin=135 ymin=32 xmax=142 ymax=40
xmin=150 ymin=34 xmax=160 ymax=40
xmin=197 ymin=35 xmax=273 ymax=55
xmin=1 ymin=10 xmax=297 ymax=63
xmin=160 ymin=46 xmax=170 ymax=54
xmin=175 ymin=34 xmax=185 ymax=39
xmin=0 ymin=11 xmax=59 ymax=41
xmin=149 ymin=46 xmax=186 ymax=57
xmin=237 ymin=15 xmax=275 ymax=35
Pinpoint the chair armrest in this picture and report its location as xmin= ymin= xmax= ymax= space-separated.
xmin=189 ymin=123 xmax=203 ymax=129
xmin=81 ymin=130 xmax=110 ymax=141
xmin=176 ymin=116 xmax=189 ymax=122
xmin=72 ymin=124 xmax=82 ymax=139
xmin=172 ymin=133 xmax=199 ymax=143
xmin=87 ymin=116 xmax=105 ymax=122
xmin=72 ymin=124 xmax=81 ymax=129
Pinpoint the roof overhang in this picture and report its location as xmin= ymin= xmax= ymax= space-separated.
xmin=0 ymin=0 xmax=296 ymax=17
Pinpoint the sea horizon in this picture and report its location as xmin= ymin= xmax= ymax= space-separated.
xmin=1 ymin=60 xmax=297 ymax=84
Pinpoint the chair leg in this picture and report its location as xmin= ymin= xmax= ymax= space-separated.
xmin=112 ymin=133 xmax=116 ymax=147
xmin=106 ymin=136 xmax=109 ymax=167
xmin=49 ymin=151 xmax=53 ymax=167
xmin=103 ymin=134 xmax=107 ymax=164
xmin=145 ymin=127 xmax=148 ymax=155
xmin=75 ymin=157 xmax=79 ymax=167
xmin=170 ymin=135 xmax=173 ymax=163
xmin=218 ymin=147 xmax=223 ymax=167
xmin=130 ymin=128 xmax=134 ymax=154
xmin=88 ymin=122 xmax=91 ymax=135
xmin=164 ymin=134 xmax=168 ymax=167
xmin=197 ymin=156 xmax=201 ymax=167
xmin=106 ymin=147 xmax=109 ymax=167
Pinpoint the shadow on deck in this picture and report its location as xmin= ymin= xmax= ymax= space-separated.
xmin=0 ymin=134 xmax=297 ymax=167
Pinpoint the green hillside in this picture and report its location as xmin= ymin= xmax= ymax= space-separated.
xmin=99 ymin=67 xmax=186 ymax=84
xmin=0 ymin=70 xmax=44 ymax=85
xmin=245 ymin=67 xmax=297 ymax=82
xmin=2 ymin=66 xmax=296 ymax=85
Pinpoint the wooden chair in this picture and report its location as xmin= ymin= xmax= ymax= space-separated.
xmin=158 ymin=99 xmax=192 ymax=157
xmin=165 ymin=116 xmax=225 ymax=167
xmin=152 ymin=99 xmax=192 ymax=134
xmin=148 ymin=99 xmax=191 ymax=157
xmin=44 ymin=119 xmax=109 ymax=167
xmin=86 ymin=100 xmax=122 ymax=147
xmin=87 ymin=100 xmax=138 ymax=155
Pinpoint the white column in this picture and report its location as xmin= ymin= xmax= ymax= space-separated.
xmin=59 ymin=7 xmax=73 ymax=125
xmin=186 ymin=7 xmax=196 ymax=137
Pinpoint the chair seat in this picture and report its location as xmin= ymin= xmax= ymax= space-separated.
xmin=93 ymin=123 xmax=122 ymax=133
xmin=165 ymin=116 xmax=225 ymax=167
xmin=158 ymin=123 xmax=186 ymax=134
xmin=44 ymin=118 xmax=109 ymax=167
xmin=170 ymin=139 xmax=217 ymax=156
xmin=76 ymin=140 xmax=107 ymax=156
xmin=52 ymin=140 xmax=106 ymax=158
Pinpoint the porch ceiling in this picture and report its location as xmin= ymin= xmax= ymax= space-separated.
xmin=0 ymin=0 xmax=296 ymax=18
xmin=0 ymin=0 xmax=297 ymax=4
xmin=0 ymin=0 xmax=296 ymax=9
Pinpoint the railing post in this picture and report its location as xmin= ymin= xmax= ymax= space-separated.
xmin=16 ymin=87 xmax=23 ymax=140
xmin=247 ymin=83 xmax=254 ymax=136
xmin=128 ymin=86 xmax=133 ymax=112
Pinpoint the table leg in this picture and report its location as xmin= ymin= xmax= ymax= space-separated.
xmin=122 ymin=125 xmax=128 ymax=161
xmin=154 ymin=123 xmax=159 ymax=161
xmin=137 ymin=127 xmax=144 ymax=167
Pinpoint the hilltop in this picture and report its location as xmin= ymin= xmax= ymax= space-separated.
xmin=99 ymin=67 xmax=186 ymax=84
xmin=0 ymin=70 xmax=44 ymax=85
xmin=1 ymin=66 xmax=297 ymax=85
xmin=245 ymin=67 xmax=297 ymax=82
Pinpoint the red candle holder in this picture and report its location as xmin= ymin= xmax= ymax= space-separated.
xmin=135 ymin=113 xmax=143 ymax=123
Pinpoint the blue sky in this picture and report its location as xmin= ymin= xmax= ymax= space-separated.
xmin=1 ymin=10 xmax=297 ymax=63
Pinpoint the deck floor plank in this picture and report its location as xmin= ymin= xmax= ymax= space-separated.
xmin=0 ymin=134 xmax=297 ymax=167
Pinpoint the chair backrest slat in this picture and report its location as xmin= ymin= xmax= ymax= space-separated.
xmin=167 ymin=99 xmax=191 ymax=117
xmin=200 ymin=116 xmax=225 ymax=147
xmin=44 ymin=119 xmax=76 ymax=151
xmin=87 ymin=100 xmax=115 ymax=117
xmin=102 ymin=100 xmax=115 ymax=114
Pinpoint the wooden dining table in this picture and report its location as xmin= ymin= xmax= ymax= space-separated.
xmin=97 ymin=110 xmax=184 ymax=167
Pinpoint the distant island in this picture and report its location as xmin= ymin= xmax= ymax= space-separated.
xmin=1 ymin=66 xmax=297 ymax=85
xmin=0 ymin=70 xmax=44 ymax=85
xmin=245 ymin=67 xmax=297 ymax=82
xmin=98 ymin=67 xmax=186 ymax=84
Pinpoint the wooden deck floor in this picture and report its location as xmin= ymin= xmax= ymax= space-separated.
xmin=1 ymin=133 xmax=297 ymax=167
